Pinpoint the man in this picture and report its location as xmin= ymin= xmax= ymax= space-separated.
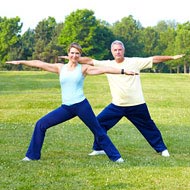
xmin=59 ymin=40 xmax=184 ymax=157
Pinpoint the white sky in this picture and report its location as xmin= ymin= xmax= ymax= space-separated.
xmin=1 ymin=0 xmax=189 ymax=33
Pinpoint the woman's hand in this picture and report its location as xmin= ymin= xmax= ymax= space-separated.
xmin=58 ymin=56 xmax=69 ymax=60
xmin=125 ymin=70 xmax=139 ymax=75
xmin=6 ymin=61 xmax=22 ymax=65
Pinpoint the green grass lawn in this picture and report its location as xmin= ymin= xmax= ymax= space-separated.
xmin=0 ymin=71 xmax=190 ymax=190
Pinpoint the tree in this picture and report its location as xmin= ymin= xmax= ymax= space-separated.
xmin=154 ymin=21 xmax=178 ymax=73
xmin=140 ymin=27 xmax=160 ymax=56
xmin=0 ymin=16 xmax=22 ymax=69
xmin=32 ymin=17 xmax=58 ymax=62
xmin=175 ymin=22 xmax=190 ymax=73
xmin=86 ymin=21 xmax=115 ymax=59
xmin=111 ymin=15 xmax=143 ymax=57
xmin=20 ymin=29 xmax=35 ymax=60
xmin=58 ymin=9 xmax=114 ymax=59
xmin=7 ymin=28 xmax=35 ymax=70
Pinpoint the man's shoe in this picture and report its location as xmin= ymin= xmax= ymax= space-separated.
xmin=22 ymin=157 xmax=31 ymax=161
xmin=115 ymin=157 xmax=124 ymax=163
xmin=88 ymin=150 xmax=106 ymax=156
xmin=161 ymin=149 xmax=170 ymax=157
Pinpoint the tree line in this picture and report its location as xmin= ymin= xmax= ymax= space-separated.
xmin=0 ymin=9 xmax=190 ymax=73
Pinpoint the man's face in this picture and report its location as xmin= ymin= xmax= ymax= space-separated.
xmin=111 ymin=44 xmax=125 ymax=62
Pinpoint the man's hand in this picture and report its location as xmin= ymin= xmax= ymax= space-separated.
xmin=173 ymin=54 xmax=185 ymax=60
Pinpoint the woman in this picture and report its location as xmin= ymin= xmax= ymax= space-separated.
xmin=6 ymin=42 xmax=137 ymax=162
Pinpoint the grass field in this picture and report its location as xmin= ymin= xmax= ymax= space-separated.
xmin=0 ymin=71 xmax=190 ymax=190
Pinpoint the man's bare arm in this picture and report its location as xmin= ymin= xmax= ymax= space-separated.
xmin=152 ymin=54 xmax=185 ymax=64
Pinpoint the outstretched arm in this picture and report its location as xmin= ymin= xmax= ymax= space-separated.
xmin=6 ymin=60 xmax=61 ymax=74
xmin=58 ymin=56 xmax=94 ymax=65
xmin=152 ymin=54 xmax=185 ymax=64
xmin=83 ymin=65 xmax=138 ymax=76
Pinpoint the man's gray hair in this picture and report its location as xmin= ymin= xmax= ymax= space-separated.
xmin=111 ymin=40 xmax=125 ymax=49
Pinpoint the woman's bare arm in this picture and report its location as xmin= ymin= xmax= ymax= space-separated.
xmin=82 ymin=64 xmax=138 ymax=76
xmin=6 ymin=60 xmax=62 ymax=74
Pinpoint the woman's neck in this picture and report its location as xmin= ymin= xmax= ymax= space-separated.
xmin=67 ymin=61 xmax=78 ymax=70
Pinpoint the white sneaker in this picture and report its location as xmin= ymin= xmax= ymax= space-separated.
xmin=115 ymin=157 xmax=124 ymax=163
xmin=161 ymin=149 xmax=170 ymax=157
xmin=22 ymin=157 xmax=31 ymax=161
xmin=88 ymin=150 xmax=106 ymax=156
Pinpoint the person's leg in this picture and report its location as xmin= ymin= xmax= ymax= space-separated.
xmin=75 ymin=99 xmax=122 ymax=161
xmin=25 ymin=105 xmax=75 ymax=160
xmin=125 ymin=103 xmax=168 ymax=154
xmin=92 ymin=103 xmax=123 ymax=151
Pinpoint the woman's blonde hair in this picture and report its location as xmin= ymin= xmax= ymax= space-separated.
xmin=67 ymin=42 xmax=82 ymax=54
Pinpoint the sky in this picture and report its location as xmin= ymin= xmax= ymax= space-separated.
xmin=1 ymin=0 xmax=190 ymax=33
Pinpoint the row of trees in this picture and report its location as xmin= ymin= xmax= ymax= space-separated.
xmin=0 ymin=9 xmax=190 ymax=73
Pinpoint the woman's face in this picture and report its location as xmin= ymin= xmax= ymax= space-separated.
xmin=68 ymin=47 xmax=81 ymax=63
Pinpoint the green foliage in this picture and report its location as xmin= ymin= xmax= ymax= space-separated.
xmin=58 ymin=9 xmax=97 ymax=53
xmin=1 ymin=12 xmax=190 ymax=73
xmin=6 ymin=29 xmax=36 ymax=71
xmin=0 ymin=16 xmax=22 ymax=69
xmin=20 ymin=29 xmax=35 ymax=60
xmin=175 ymin=22 xmax=190 ymax=54
xmin=140 ymin=27 xmax=160 ymax=56
xmin=175 ymin=22 xmax=190 ymax=73
xmin=0 ymin=71 xmax=190 ymax=190
xmin=112 ymin=15 xmax=143 ymax=57
xmin=88 ymin=23 xmax=115 ymax=59
xmin=33 ymin=17 xmax=61 ymax=62
xmin=58 ymin=9 xmax=114 ymax=59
